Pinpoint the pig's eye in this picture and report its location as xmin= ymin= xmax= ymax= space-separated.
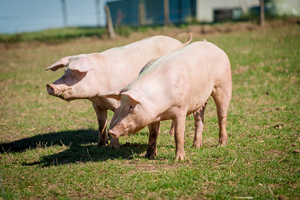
xmin=129 ymin=105 xmax=134 ymax=111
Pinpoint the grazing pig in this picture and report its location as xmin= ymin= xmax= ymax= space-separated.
xmin=105 ymin=40 xmax=232 ymax=160
xmin=45 ymin=35 xmax=192 ymax=148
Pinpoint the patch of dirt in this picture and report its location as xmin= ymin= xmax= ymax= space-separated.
xmin=232 ymin=65 xmax=250 ymax=75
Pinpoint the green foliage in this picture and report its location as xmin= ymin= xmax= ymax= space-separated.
xmin=115 ymin=26 xmax=132 ymax=37
xmin=0 ymin=33 xmax=24 ymax=43
xmin=0 ymin=24 xmax=299 ymax=199
xmin=179 ymin=23 xmax=189 ymax=29
xmin=115 ymin=25 xmax=153 ymax=37
xmin=0 ymin=27 xmax=106 ymax=43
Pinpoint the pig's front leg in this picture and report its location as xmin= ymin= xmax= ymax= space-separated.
xmin=93 ymin=103 xmax=108 ymax=147
xmin=109 ymin=107 xmax=120 ymax=148
xmin=174 ymin=116 xmax=186 ymax=161
xmin=145 ymin=121 xmax=160 ymax=159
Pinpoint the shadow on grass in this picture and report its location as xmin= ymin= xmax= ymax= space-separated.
xmin=0 ymin=128 xmax=148 ymax=166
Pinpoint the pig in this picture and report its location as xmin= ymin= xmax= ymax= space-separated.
xmin=45 ymin=34 xmax=192 ymax=148
xmin=104 ymin=40 xmax=232 ymax=160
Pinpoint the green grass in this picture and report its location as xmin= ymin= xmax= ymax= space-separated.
xmin=0 ymin=24 xmax=300 ymax=199
xmin=0 ymin=24 xmax=169 ymax=43
xmin=0 ymin=27 xmax=107 ymax=43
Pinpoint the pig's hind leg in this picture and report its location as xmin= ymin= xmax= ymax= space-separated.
xmin=93 ymin=103 xmax=108 ymax=147
xmin=145 ymin=121 xmax=160 ymax=159
xmin=211 ymin=83 xmax=231 ymax=146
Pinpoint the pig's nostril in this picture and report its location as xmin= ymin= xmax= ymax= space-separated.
xmin=109 ymin=130 xmax=119 ymax=139
xmin=46 ymin=84 xmax=55 ymax=95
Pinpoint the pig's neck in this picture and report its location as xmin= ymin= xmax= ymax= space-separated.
xmin=89 ymin=95 xmax=120 ymax=112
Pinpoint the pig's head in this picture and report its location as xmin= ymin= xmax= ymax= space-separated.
xmin=104 ymin=88 xmax=151 ymax=138
xmin=45 ymin=56 xmax=96 ymax=101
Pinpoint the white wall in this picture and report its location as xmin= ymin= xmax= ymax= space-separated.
xmin=196 ymin=0 xmax=300 ymax=22
xmin=196 ymin=0 xmax=259 ymax=22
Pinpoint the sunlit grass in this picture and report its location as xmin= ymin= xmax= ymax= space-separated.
xmin=0 ymin=24 xmax=299 ymax=199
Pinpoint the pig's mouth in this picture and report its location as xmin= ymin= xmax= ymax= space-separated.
xmin=109 ymin=125 xmax=131 ymax=139
xmin=56 ymin=89 xmax=69 ymax=97
xmin=56 ymin=88 xmax=71 ymax=98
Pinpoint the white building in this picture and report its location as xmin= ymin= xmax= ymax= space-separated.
xmin=196 ymin=0 xmax=300 ymax=22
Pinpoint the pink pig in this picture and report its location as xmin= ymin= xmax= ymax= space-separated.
xmin=105 ymin=40 xmax=232 ymax=160
xmin=45 ymin=35 xmax=192 ymax=148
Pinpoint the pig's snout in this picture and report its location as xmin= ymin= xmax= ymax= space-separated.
xmin=108 ymin=128 xmax=120 ymax=139
xmin=46 ymin=84 xmax=56 ymax=95
xmin=46 ymin=84 xmax=71 ymax=97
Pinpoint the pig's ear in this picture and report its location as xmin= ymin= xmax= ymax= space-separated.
xmin=68 ymin=57 xmax=94 ymax=73
xmin=103 ymin=90 xmax=122 ymax=101
xmin=139 ymin=58 xmax=157 ymax=75
xmin=122 ymin=89 xmax=143 ymax=103
xmin=44 ymin=56 xmax=71 ymax=71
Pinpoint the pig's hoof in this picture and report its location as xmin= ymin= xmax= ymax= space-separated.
xmin=97 ymin=143 xmax=106 ymax=148
xmin=217 ymin=143 xmax=227 ymax=148
xmin=110 ymin=143 xmax=120 ymax=149
xmin=175 ymin=152 xmax=186 ymax=161
xmin=145 ymin=147 xmax=157 ymax=159
xmin=192 ymin=141 xmax=202 ymax=148
xmin=144 ymin=151 xmax=157 ymax=159
xmin=144 ymin=153 xmax=155 ymax=159
xmin=218 ymin=139 xmax=227 ymax=147
xmin=110 ymin=138 xmax=120 ymax=149
xmin=97 ymin=140 xmax=108 ymax=147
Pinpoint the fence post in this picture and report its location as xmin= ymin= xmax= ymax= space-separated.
xmin=139 ymin=0 xmax=146 ymax=25
xmin=164 ymin=0 xmax=170 ymax=25
xmin=105 ymin=5 xmax=115 ymax=39
xmin=260 ymin=0 xmax=265 ymax=26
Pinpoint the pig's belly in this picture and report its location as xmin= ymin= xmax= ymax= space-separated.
xmin=187 ymin=86 xmax=213 ymax=115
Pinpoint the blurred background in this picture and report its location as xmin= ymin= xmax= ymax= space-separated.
xmin=1 ymin=0 xmax=300 ymax=34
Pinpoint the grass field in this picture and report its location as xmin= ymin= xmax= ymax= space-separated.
xmin=0 ymin=22 xmax=300 ymax=199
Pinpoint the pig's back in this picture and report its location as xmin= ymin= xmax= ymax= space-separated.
xmin=101 ymin=35 xmax=184 ymax=70
xmin=100 ymin=36 xmax=185 ymax=91
xmin=146 ymin=41 xmax=229 ymax=113
xmin=178 ymin=41 xmax=230 ymax=112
